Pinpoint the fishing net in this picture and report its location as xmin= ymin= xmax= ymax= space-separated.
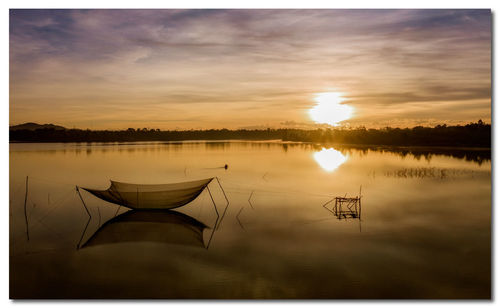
xmin=81 ymin=178 xmax=214 ymax=210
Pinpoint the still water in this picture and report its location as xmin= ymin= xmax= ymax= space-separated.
xmin=9 ymin=141 xmax=491 ymax=299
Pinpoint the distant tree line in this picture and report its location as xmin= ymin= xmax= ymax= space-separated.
xmin=10 ymin=121 xmax=491 ymax=148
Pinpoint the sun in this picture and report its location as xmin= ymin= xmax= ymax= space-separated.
xmin=309 ymin=92 xmax=354 ymax=126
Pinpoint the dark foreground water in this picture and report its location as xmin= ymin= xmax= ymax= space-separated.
xmin=9 ymin=141 xmax=491 ymax=299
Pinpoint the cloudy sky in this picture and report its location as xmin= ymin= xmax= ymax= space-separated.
xmin=10 ymin=9 xmax=491 ymax=129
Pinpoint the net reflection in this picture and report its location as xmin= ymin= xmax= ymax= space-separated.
xmin=80 ymin=209 xmax=212 ymax=249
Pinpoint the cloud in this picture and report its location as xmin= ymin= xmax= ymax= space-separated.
xmin=9 ymin=9 xmax=491 ymax=129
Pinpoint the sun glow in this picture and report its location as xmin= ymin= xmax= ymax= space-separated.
xmin=309 ymin=92 xmax=354 ymax=126
xmin=313 ymin=148 xmax=348 ymax=172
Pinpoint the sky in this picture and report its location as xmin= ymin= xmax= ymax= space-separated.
xmin=9 ymin=9 xmax=491 ymax=130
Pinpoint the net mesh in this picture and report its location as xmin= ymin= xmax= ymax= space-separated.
xmin=81 ymin=178 xmax=214 ymax=210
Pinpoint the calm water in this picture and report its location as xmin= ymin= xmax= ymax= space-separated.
xmin=9 ymin=141 xmax=491 ymax=299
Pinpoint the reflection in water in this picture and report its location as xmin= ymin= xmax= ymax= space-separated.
xmin=9 ymin=142 xmax=491 ymax=299
xmin=11 ymin=141 xmax=490 ymax=165
xmin=313 ymin=148 xmax=347 ymax=172
xmin=383 ymin=167 xmax=489 ymax=179
xmin=329 ymin=144 xmax=490 ymax=165
xmin=81 ymin=210 xmax=212 ymax=249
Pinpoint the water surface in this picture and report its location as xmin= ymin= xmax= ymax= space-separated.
xmin=9 ymin=141 xmax=491 ymax=299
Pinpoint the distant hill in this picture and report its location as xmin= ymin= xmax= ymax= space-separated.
xmin=9 ymin=122 xmax=66 ymax=131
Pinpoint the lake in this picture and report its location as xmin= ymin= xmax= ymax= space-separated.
xmin=9 ymin=141 xmax=491 ymax=299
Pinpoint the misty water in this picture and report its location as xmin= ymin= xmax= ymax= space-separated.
xmin=9 ymin=141 xmax=491 ymax=299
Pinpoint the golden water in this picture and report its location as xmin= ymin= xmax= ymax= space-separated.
xmin=9 ymin=141 xmax=491 ymax=299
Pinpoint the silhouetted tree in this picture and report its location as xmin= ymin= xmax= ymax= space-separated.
xmin=10 ymin=121 xmax=491 ymax=148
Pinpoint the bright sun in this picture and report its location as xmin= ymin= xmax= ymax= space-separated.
xmin=309 ymin=92 xmax=354 ymax=126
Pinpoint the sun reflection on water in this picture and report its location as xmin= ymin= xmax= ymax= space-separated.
xmin=313 ymin=148 xmax=348 ymax=172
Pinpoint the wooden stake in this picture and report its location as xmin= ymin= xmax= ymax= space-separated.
xmin=205 ymin=185 xmax=219 ymax=249
xmin=215 ymin=177 xmax=229 ymax=230
xmin=359 ymin=185 xmax=362 ymax=220
xmin=76 ymin=186 xmax=91 ymax=218
xmin=23 ymin=176 xmax=30 ymax=241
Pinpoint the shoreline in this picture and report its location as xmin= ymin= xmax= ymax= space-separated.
xmin=8 ymin=139 xmax=492 ymax=151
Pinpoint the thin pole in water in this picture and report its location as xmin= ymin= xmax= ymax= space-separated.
xmin=76 ymin=186 xmax=91 ymax=218
xmin=77 ymin=216 xmax=91 ymax=250
xmin=206 ymin=186 xmax=219 ymax=218
xmin=23 ymin=176 xmax=30 ymax=241
xmin=215 ymin=177 xmax=229 ymax=230
xmin=206 ymin=185 xmax=219 ymax=249
xmin=248 ymin=191 xmax=255 ymax=209
xmin=358 ymin=185 xmax=362 ymax=220
xmin=236 ymin=206 xmax=245 ymax=231
xmin=75 ymin=186 xmax=92 ymax=249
